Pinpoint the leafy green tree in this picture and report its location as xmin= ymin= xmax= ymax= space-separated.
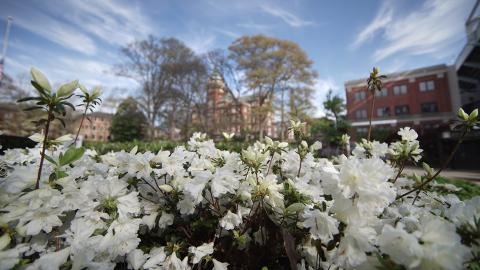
xmin=310 ymin=117 xmax=349 ymax=146
xmin=110 ymin=97 xmax=148 ymax=142
xmin=228 ymin=35 xmax=317 ymax=139
xmin=323 ymin=89 xmax=346 ymax=129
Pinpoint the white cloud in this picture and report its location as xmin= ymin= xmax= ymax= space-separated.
xmin=236 ymin=22 xmax=272 ymax=31
xmin=261 ymin=5 xmax=314 ymax=27
xmin=313 ymin=78 xmax=341 ymax=117
xmin=182 ymin=32 xmax=217 ymax=54
xmin=7 ymin=5 xmax=97 ymax=55
xmin=350 ymin=2 xmax=393 ymax=49
xmin=353 ymin=0 xmax=475 ymax=61
xmin=45 ymin=0 xmax=153 ymax=46
xmin=213 ymin=28 xmax=239 ymax=39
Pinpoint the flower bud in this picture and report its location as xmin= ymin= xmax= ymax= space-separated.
xmin=159 ymin=184 xmax=173 ymax=193
xmin=458 ymin=108 xmax=469 ymax=121
xmin=469 ymin=108 xmax=478 ymax=121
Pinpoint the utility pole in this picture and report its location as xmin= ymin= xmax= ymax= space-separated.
xmin=0 ymin=16 xmax=13 ymax=83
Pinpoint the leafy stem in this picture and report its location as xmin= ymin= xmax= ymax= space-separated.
xmin=74 ymin=102 xmax=89 ymax=145
xmin=36 ymin=107 xmax=53 ymax=189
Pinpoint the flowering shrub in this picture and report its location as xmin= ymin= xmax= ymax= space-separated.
xmin=2 ymin=68 xmax=479 ymax=269
xmin=1 ymin=121 xmax=479 ymax=270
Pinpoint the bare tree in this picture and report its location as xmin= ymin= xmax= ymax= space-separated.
xmin=115 ymin=36 xmax=207 ymax=140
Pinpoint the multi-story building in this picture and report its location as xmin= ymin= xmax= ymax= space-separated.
xmin=345 ymin=64 xmax=461 ymax=140
xmin=455 ymin=0 xmax=480 ymax=113
xmin=204 ymin=72 xmax=276 ymax=139
xmin=69 ymin=112 xmax=112 ymax=142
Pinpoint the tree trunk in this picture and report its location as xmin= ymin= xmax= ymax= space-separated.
xmin=280 ymin=88 xmax=285 ymax=140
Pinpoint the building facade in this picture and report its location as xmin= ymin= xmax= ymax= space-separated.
xmin=69 ymin=112 xmax=112 ymax=142
xmin=455 ymin=0 xmax=480 ymax=113
xmin=345 ymin=64 xmax=461 ymax=140
xmin=204 ymin=73 xmax=276 ymax=138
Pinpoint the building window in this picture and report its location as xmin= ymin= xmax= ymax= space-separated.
xmin=395 ymin=105 xmax=410 ymax=115
xmin=354 ymin=91 xmax=366 ymax=101
xmin=393 ymin=85 xmax=407 ymax=95
xmin=355 ymin=109 xmax=367 ymax=119
xmin=357 ymin=127 xmax=368 ymax=134
xmin=377 ymin=107 xmax=390 ymax=117
xmin=419 ymin=81 xmax=435 ymax=92
xmin=375 ymin=88 xmax=388 ymax=97
xmin=421 ymin=102 xmax=438 ymax=113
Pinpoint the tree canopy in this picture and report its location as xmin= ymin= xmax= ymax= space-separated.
xmin=228 ymin=35 xmax=317 ymax=138
xmin=110 ymin=97 xmax=148 ymax=142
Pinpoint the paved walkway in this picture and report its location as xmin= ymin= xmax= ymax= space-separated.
xmin=404 ymin=166 xmax=480 ymax=184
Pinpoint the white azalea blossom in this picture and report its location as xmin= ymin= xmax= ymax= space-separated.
xmin=188 ymin=242 xmax=214 ymax=264
xmin=301 ymin=208 xmax=339 ymax=242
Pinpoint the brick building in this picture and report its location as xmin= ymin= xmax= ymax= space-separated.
xmin=69 ymin=112 xmax=112 ymax=142
xmin=345 ymin=64 xmax=461 ymax=140
xmin=204 ymin=72 xmax=276 ymax=138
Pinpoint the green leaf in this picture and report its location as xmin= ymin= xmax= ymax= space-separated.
xmin=57 ymin=80 xmax=78 ymax=97
xmin=59 ymin=147 xmax=85 ymax=166
xmin=17 ymin=96 xmax=42 ymax=103
xmin=44 ymin=154 xmax=58 ymax=165
xmin=79 ymin=84 xmax=88 ymax=95
xmin=56 ymin=171 xmax=69 ymax=179
xmin=30 ymin=67 xmax=52 ymax=93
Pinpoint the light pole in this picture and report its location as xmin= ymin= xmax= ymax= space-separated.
xmin=0 ymin=16 xmax=13 ymax=83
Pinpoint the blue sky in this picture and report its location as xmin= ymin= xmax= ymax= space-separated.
xmin=0 ymin=0 xmax=476 ymax=115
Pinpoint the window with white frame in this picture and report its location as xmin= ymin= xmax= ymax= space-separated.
xmin=375 ymin=88 xmax=388 ymax=97
xmin=395 ymin=105 xmax=410 ymax=115
xmin=354 ymin=91 xmax=366 ymax=101
xmin=419 ymin=80 xmax=435 ymax=92
xmin=377 ymin=107 xmax=390 ymax=117
xmin=393 ymin=85 xmax=407 ymax=95
xmin=355 ymin=109 xmax=367 ymax=119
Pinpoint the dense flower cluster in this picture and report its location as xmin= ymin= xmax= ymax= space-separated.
xmin=0 ymin=127 xmax=478 ymax=270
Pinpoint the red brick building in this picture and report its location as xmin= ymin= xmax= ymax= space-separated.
xmin=345 ymin=64 xmax=461 ymax=140
xmin=203 ymin=73 xmax=276 ymax=138
xmin=69 ymin=112 xmax=112 ymax=142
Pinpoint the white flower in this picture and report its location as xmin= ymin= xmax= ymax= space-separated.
xmin=158 ymin=212 xmax=174 ymax=229
xmin=183 ymin=171 xmax=212 ymax=204
xmin=398 ymin=127 xmax=418 ymax=142
xmin=301 ymin=209 xmax=339 ymax=242
xmin=220 ymin=210 xmax=242 ymax=230
xmin=127 ymin=249 xmax=148 ymax=270
xmin=213 ymin=259 xmax=229 ymax=270
xmin=143 ymin=247 xmax=167 ymax=268
xmin=142 ymin=212 xmax=158 ymax=230
xmin=222 ymin=132 xmax=235 ymax=140
xmin=211 ymin=168 xmax=240 ymax=197
xmin=416 ymin=216 xmax=469 ymax=270
xmin=25 ymin=247 xmax=71 ymax=270
xmin=309 ymin=141 xmax=322 ymax=152
xmin=378 ymin=223 xmax=422 ymax=268
xmin=341 ymin=134 xmax=350 ymax=146
xmin=0 ymin=244 xmax=29 ymax=270
xmin=335 ymin=225 xmax=376 ymax=268
xmin=5 ymin=188 xmax=64 ymax=236
xmin=117 ymin=191 xmax=141 ymax=219
xmin=162 ymin=252 xmax=189 ymax=270
xmin=189 ymin=242 xmax=214 ymax=264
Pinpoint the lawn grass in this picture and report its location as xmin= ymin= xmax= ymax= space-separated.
xmin=434 ymin=176 xmax=480 ymax=200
